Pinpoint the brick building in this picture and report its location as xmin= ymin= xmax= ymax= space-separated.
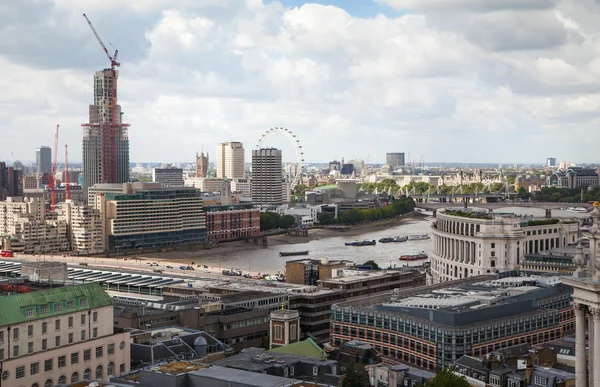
xmin=205 ymin=205 xmax=260 ymax=241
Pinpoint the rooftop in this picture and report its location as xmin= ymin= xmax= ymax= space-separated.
xmin=268 ymin=338 xmax=327 ymax=359
xmin=213 ymin=347 xmax=336 ymax=372
xmin=155 ymin=361 xmax=205 ymax=374
xmin=190 ymin=365 xmax=303 ymax=387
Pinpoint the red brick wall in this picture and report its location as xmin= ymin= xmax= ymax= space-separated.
xmin=206 ymin=209 xmax=261 ymax=241
xmin=272 ymin=321 xmax=286 ymax=346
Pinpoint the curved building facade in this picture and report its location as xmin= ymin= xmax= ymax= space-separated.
xmin=429 ymin=209 xmax=579 ymax=283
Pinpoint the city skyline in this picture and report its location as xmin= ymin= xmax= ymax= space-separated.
xmin=1 ymin=1 xmax=600 ymax=165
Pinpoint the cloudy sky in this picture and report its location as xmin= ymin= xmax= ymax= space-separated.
xmin=1 ymin=0 xmax=599 ymax=165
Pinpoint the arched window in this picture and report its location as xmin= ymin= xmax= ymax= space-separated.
xmin=108 ymin=362 xmax=115 ymax=377
xmin=83 ymin=368 xmax=91 ymax=380
xmin=71 ymin=371 xmax=79 ymax=383
xmin=32 ymin=383 xmax=40 ymax=387
xmin=44 ymin=379 xmax=53 ymax=387
xmin=95 ymin=365 xmax=103 ymax=380
xmin=58 ymin=375 xmax=67 ymax=385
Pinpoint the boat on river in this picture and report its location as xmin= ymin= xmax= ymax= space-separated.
xmin=567 ymin=207 xmax=589 ymax=213
xmin=399 ymin=250 xmax=428 ymax=261
xmin=345 ymin=240 xmax=377 ymax=246
xmin=409 ymin=233 xmax=430 ymax=241
xmin=379 ymin=235 xmax=408 ymax=243
xmin=279 ymin=250 xmax=310 ymax=257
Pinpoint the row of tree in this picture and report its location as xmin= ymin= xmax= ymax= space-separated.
xmin=358 ymin=180 xmax=509 ymax=195
xmin=259 ymin=212 xmax=297 ymax=231
xmin=530 ymin=186 xmax=600 ymax=203
xmin=317 ymin=197 xmax=415 ymax=226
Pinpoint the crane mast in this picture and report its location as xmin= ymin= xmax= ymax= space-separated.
xmin=65 ymin=144 xmax=70 ymax=201
xmin=51 ymin=124 xmax=60 ymax=211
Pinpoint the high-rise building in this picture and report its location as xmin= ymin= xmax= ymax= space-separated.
xmin=36 ymin=145 xmax=52 ymax=174
xmin=196 ymin=151 xmax=209 ymax=178
xmin=58 ymin=200 xmax=104 ymax=254
xmin=216 ymin=142 xmax=245 ymax=179
xmin=81 ymin=69 xmax=130 ymax=199
xmin=152 ymin=168 xmax=184 ymax=186
xmin=0 ymin=162 xmax=23 ymax=200
xmin=546 ymin=157 xmax=556 ymax=167
xmin=251 ymin=148 xmax=283 ymax=205
xmin=386 ymin=152 xmax=405 ymax=169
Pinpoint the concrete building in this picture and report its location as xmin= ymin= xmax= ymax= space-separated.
xmin=251 ymin=148 xmax=283 ymax=205
xmin=196 ymin=151 xmax=209 ymax=178
xmin=547 ymin=157 xmax=557 ymax=167
xmin=216 ymin=142 xmax=245 ymax=180
xmin=87 ymin=183 xmax=125 ymax=207
xmin=562 ymin=203 xmax=600 ymax=387
xmin=0 ymin=162 xmax=23 ymax=200
xmin=205 ymin=205 xmax=260 ymax=242
xmin=285 ymin=258 xmax=349 ymax=286
xmin=331 ymin=274 xmax=575 ymax=370
xmin=0 ymin=283 xmax=130 ymax=387
xmin=429 ymin=208 xmax=579 ymax=283
xmin=57 ymin=200 xmax=104 ymax=254
xmin=81 ymin=69 xmax=130 ymax=196
xmin=514 ymin=175 xmax=546 ymax=191
xmin=368 ymin=364 xmax=435 ymax=387
xmin=231 ymin=178 xmax=251 ymax=196
xmin=36 ymin=145 xmax=52 ymax=174
xmin=386 ymin=152 xmax=405 ymax=170
xmin=152 ymin=167 xmax=184 ymax=187
xmin=276 ymin=205 xmax=321 ymax=227
xmin=184 ymin=177 xmax=224 ymax=193
xmin=549 ymin=167 xmax=600 ymax=189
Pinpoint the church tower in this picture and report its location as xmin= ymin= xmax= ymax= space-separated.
xmin=269 ymin=309 xmax=301 ymax=349
xmin=196 ymin=151 xmax=209 ymax=178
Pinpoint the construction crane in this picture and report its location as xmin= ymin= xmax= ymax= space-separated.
xmin=65 ymin=144 xmax=70 ymax=201
xmin=51 ymin=124 xmax=60 ymax=211
xmin=83 ymin=13 xmax=121 ymax=183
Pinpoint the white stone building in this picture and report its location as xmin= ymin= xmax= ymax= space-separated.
xmin=57 ymin=200 xmax=104 ymax=254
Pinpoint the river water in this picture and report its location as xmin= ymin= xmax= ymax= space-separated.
xmin=198 ymin=206 xmax=590 ymax=275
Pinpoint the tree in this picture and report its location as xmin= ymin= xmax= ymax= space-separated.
xmin=260 ymin=212 xmax=280 ymax=231
xmin=517 ymin=187 xmax=531 ymax=200
xmin=278 ymin=215 xmax=297 ymax=229
xmin=418 ymin=368 xmax=470 ymax=387
xmin=341 ymin=362 xmax=369 ymax=387
xmin=317 ymin=212 xmax=335 ymax=225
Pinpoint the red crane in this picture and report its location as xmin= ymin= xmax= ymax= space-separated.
xmin=83 ymin=13 xmax=121 ymax=183
xmin=65 ymin=144 xmax=70 ymax=201
xmin=51 ymin=124 xmax=60 ymax=211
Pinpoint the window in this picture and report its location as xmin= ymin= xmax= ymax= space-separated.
xmin=81 ymin=330 xmax=86 ymax=341
xmin=30 ymin=362 xmax=40 ymax=375
xmin=42 ymin=339 xmax=47 ymax=350
xmin=93 ymin=311 xmax=98 ymax=322
xmin=44 ymin=379 xmax=53 ymax=387
xmin=290 ymin=366 xmax=294 ymax=376
xmin=13 ymin=327 xmax=19 ymax=339
xmin=40 ymin=305 xmax=48 ymax=314
xmin=274 ymin=325 xmax=282 ymax=340
xmin=68 ymin=316 xmax=73 ymax=328
xmin=84 ymin=349 xmax=91 ymax=361
xmin=28 ymin=342 xmax=33 ymax=353
xmin=534 ymin=376 xmax=547 ymax=386
xmin=16 ymin=366 xmax=25 ymax=379
xmin=68 ymin=333 xmax=73 ymax=344
xmin=0 ymin=331 xmax=3 ymax=343
xmin=55 ymin=319 xmax=60 ymax=331
xmin=95 ymin=365 xmax=103 ymax=379
xmin=491 ymin=251 xmax=496 ymax=257
xmin=58 ymin=355 xmax=66 ymax=368
xmin=54 ymin=303 xmax=62 ymax=312
xmin=13 ymin=345 xmax=19 ymax=357
xmin=108 ymin=362 xmax=115 ymax=376
xmin=42 ymin=322 xmax=47 ymax=334
xmin=120 ymin=364 xmax=126 ymax=374
xmin=0 ymin=348 xmax=3 ymax=361
xmin=489 ymin=375 xmax=500 ymax=386
xmin=108 ymin=343 xmax=115 ymax=355
xmin=81 ymin=314 xmax=86 ymax=325
xmin=83 ymin=368 xmax=91 ymax=380
xmin=1 ymin=371 xmax=8 ymax=381
xmin=71 ymin=352 xmax=79 ymax=364
xmin=313 ymin=366 xmax=318 ymax=376
xmin=55 ymin=336 xmax=60 ymax=347
xmin=26 ymin=307 xmax=35 ymax=318
xmin=58 ymin=375 xmax=66 ymax=385
xmin=96 ymin=346 xmax=103 ymax=358
xmin=284 ymin=367 xmax=288 ymax=377
xmin=93 ymin=327 xmax=98 ymax=338
xmin=44 ymin=359 xmax=53 ymax=371
xmin=290 ymin=324 xmax=297 ymax=341
xmin=491 ymin=243 xmax=495 ymax=248
xmin=67 ymin=300 xmax=74 ymax=309
xmin=28 ymin=325 xmax=33 ymax=336
xmin=80 ymin=298 xmax=88 ymax=306
xmin=71 ymin=372 xmax=79 ymax=383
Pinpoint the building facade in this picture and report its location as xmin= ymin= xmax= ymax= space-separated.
xmin=96 ymin=183 xmax=207 ymax=251
xmin=0 ymin=283 xmax=130 ymax=387
xmin=205 ymin=205 xmax=260 ymax=241
xmin=82 ymin=69 xmax=130 ymax=196
xmin=58 ymin=200 xmax=104 ymax=254
xmin=0 ymin=162 xmax=23 ymax=200
xmin=36 ymin=146 xmax=52 ymax=174
xmin=549 ymin=167 xmax=600 ymax=189
xmin=386 ymin=153 xmax=405 ymax=170
xmin=251 ymin=148 xmax=283 ymax=205
xmin=546 ymin=158 xmax=556 ymax=167
xmin=216 ymin=142 xmax=245 ymax=180
xmin=152 ymin=168 xmax=184 ymax=187
xmin=196 ymin=151 xmax=209 ymax=178
xmin=429 ymin=209 xmax=579 ymax=283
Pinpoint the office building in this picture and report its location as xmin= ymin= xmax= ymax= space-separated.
xmin=331 ymin=274 xmax=575 ymax=370
xmin=216 ymin=141 xmax=245 ymax=179
xmin=0 ymin=283 xmax=130 ymax=387
xmin=81 ymin=69 xmax=130 ymax=196
xmin=152 ymin=167 xmax=184 ymax=186
xmin=285 ymin=258 xmax=349 ymax=285
xmin=328 ymin=160 xmax=341 ymax=172
xmin=196 ymin=151 xmax=209 ymax=177
xmin=205 ymin=204 xmax=260 ymax=242
xmin=94 ymin=182 xmax=207 ymax=251
xmin=57 ymin=200 xmax=104 ymax=254
xmin=386 ymin=152 xmax=405 ymax=169
xmin=548 ymin=167 xmax=600 ymax=189
xmin=36 ymin=145 xmax=52 ymax=174
xmin=0 ymin=162 xmax=22 ymax=200
xmin=546 ymin=157 xmax=556 ymax=167
xmin=251 ymin=148 xmax=283 ymax=205
xmin=429 ymin=208 xmax=579 ymax=283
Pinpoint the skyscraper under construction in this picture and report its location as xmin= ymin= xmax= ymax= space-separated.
xmin=81 ymin=69 xmax=130 ymax=199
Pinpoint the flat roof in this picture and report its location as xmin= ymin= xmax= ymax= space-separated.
xmin=190 ymin=365 xmax=302 ymax=386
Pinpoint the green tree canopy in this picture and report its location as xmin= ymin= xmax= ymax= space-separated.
xmin=341 ymin=362 xmax=369 ymax=387
xmin=278 ymin=215 xmax=297 ymax=229
xmin=260 ymin=212 xmax=280 ymax=231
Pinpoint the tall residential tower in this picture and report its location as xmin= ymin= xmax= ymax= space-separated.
xmin=216 ymin=142 xmax=245 ymax=179
xmin=36 ymin=146 xmax=52 ymax=174
xmin=251 ymin=148 xmax=283 ymax=205
xmin=81 ymin=69 xmax=130 ymax=199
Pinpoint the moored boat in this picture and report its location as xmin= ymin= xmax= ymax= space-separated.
xmin=393 ymin=235 xmax=408 ymax=243
xmin=399 ymin=250 xmax=428 ymax=261
xmin=379 ymin=237 xmax=394 ymax=243
xmin=345 ymin=240 xmax=377 ymax=246
xmin=567 ymin=207 xmax=589 ymax=213
xmin=279 ymin=250 xmax=310 ymax=257
xmin=409 ymin=233 xmax=430 ymax=241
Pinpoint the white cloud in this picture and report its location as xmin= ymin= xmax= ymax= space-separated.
xmin=1 ymin=0 xmax=599 ymax=165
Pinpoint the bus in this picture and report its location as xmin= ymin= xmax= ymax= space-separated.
xmin=0 ymin=250 xmax=13 ymax=257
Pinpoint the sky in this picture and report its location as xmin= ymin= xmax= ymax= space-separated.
xmin=1 ymin=0 xmax=599 ymax=165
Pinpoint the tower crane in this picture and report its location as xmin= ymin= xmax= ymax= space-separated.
xmin=65 ymin=144 xmax=70 ymax=201
xmin=82 ymin=13 xmax=120 ymax=70
xmin=51 ymin=124 xmax=60 ymax=211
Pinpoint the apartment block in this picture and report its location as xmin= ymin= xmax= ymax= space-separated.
xmin=0 ymin=161 xmax=23 ymax=200
xmin=57 ymin=200 xmax=104 ymax=254
xmin=0 ymin=283 xmax=130 ymax=387
xmin=205 ymin=205 xmax=260 ymax=241
xmin=152 ymin=168 xmax=184 ymax=187
xmin=216 ymin=141 xmax=245 ymax=179
xmin=251 ymin=148 xmax=283 ymax=205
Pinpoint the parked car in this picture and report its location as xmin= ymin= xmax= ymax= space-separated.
xmin=166 ymin=265 xmax=173 ymax=269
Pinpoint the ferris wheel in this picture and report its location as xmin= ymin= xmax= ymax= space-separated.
xmin=257 ymin=127 xmax=305 ymax=189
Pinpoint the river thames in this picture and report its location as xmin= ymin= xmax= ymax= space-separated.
xmin=195 ymin=206 xmax=590 ymax=275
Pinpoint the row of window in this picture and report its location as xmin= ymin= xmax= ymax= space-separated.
xmin=2 ymin=363 xmax=125 ymax=386
xmin=24 ymin=298 xmax=88 ymax=318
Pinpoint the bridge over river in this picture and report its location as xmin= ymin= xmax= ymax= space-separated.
xmin=415 ymin=201 xmax=592 ymax=211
